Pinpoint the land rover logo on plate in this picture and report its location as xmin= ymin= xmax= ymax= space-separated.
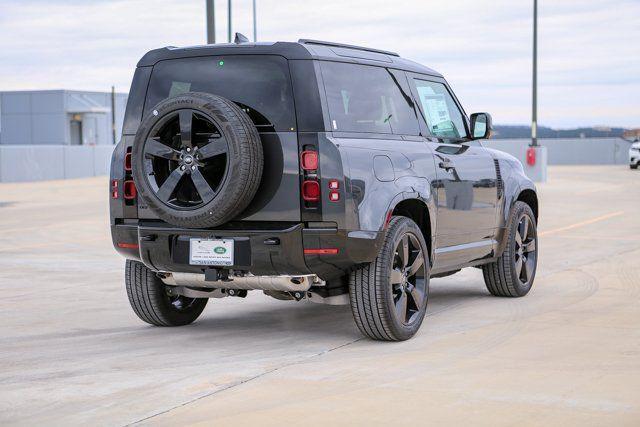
xmin=189 ymin=239 xmax=234 ymax=266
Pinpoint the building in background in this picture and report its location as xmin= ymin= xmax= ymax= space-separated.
xmin=0 ymin=90 xmax=127 ymax=146
xmin=0 ymin=90 xmax=127 ymax=182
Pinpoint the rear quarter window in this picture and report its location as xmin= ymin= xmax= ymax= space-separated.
xmin=145 ymin=55 xmax=296 ymax=132
xmin=320 ymin=61 xmax=419 ymax=135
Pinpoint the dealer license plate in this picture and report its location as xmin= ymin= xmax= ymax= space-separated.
xmin=189 ymin=238 xmax=234 ymax=266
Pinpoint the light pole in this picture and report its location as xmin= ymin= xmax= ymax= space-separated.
xmin=227 ymin=0 xmax=232 ymax=43
xmin=253 ymin=0 xmax=257 ymax=42
xmin=531 ymin=0 xmax=538 ymax=147
xmin=526 ymin=0 xmax=546 ymax=182
xmin=206 ymin=0 xmax=215 ymax=44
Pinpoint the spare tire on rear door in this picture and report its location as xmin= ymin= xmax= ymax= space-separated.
xmin=132 ymin=92 xmax=263 ymax=228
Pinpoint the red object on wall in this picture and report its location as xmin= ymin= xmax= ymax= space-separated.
xmin=526 ymin=147 xmax=536 ymax=166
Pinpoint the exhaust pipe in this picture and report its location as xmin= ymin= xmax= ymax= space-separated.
xmin=161 ymin=272 xmax=322 ymax=292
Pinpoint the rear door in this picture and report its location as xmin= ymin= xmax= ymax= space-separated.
xmin=141 ymin=55 xmax=301 ymax=223
xmin=407 ymin=76 xmax=499 ymax=267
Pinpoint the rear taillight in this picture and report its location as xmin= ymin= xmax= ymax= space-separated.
xmin=302 ymin=180 xmax=320 ymax=202
xmin=328 ymin=179 xmax=340 ymax=202
xmin=123 ymin=180 xmax=137 ymax=200
xmin=124 ymin=152 xmax=132 ymax=171
xmin=301 ymin=151 xmax=318 ymax=171
xmin=300 ymin=146 xmax=320 ymax=208
xmin=111 ymin=179 xmax=119 ymax=199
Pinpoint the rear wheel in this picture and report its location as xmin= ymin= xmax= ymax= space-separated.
xmin=482 ymin=201 xmax=538 ymax=297
xmin=125 ymin=260 xmax=207 ymax=326
xmin=349 ymin=217 xmax=430 ymax=341
xmin=630 ymin=164 xmax=638 ymax=170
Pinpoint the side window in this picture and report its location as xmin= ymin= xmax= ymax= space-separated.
xmin=320 ymin=62 xmax=419 ymax=135
xmin=412 ymin=80 xmax=467 ymax=139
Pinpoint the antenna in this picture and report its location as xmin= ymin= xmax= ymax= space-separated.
xmin=234 ymin=32 xmax=249 ymax=44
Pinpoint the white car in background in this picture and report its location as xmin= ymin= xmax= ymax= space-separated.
xmin=630 ymin=141 xmax=640 ymax=169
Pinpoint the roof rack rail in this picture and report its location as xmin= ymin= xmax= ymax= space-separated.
xmin=298 ymin=39 xmax=399 ymax=57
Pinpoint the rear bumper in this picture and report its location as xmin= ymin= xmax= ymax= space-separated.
xmin=111 ymin=222 xmax=383 ymax=280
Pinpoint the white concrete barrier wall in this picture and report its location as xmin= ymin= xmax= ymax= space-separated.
xmin=0 ymin=145 xmax=115 ymax=182
xmin=484 ymin=138 xmax=631 ymax=165
xmin=0 ymin=138 xmax=632 ymax=182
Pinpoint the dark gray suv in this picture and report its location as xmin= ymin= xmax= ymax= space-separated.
xmin=110 ymin=38 xmax=538 ymax=341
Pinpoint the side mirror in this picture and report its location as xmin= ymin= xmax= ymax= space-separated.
xmin=470 ymin=112 xmax=493 ymax=139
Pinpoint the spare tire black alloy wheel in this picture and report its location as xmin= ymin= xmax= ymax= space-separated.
xmin=143 ymin=109 xmax=229 ymax=209
xmin=132 ymin=93 xmax=263 ymax=228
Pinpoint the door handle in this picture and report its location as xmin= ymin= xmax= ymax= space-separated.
xmin=438 ymin=159 xmax=454 ymax=170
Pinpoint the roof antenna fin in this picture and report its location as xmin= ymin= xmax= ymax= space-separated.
xmin=234 ymin=32 xmax=250 ymax=44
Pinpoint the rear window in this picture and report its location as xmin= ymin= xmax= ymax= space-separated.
xmin=145 ymin=55 xmax=296 ymax=132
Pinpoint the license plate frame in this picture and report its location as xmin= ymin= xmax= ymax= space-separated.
xmin=189 ymin=238 xmax=234 ymax=266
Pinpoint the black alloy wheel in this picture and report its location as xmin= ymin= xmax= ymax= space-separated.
xmin=349 ymin=216 xmax=430 ymax=341
xmin=389 ymin=233 xmax=428 ymax=325
xmin=482 ymin=201 xmax=538 ymax=297
xmin=143 ymin=109 xmax=229 ymax=210
xmin=514 ymin=213 xmax=537 ymax=286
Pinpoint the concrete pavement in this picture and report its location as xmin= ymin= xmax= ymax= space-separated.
xmin=0 ymin=166 xmax=638 ymax=426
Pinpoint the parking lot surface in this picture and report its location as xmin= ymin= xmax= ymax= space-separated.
xmin=1 ymin=165 xmax=639 ymax=426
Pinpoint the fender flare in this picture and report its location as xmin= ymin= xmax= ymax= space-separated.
xmin=382 ymin=190 xmax=437 ymax=265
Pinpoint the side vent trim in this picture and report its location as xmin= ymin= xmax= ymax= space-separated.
xmin=494 ymin=159 xmax=504 ymax=199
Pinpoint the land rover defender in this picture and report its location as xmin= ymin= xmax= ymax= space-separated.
xmin=110 ymin=37 xmax=539 ymax=341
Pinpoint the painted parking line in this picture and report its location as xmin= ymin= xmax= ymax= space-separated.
xmin=539 ymin=211 xmax=625 ymax=237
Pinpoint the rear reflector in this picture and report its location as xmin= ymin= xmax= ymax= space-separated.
xmin=301 ymin=150 xmax=319 ymax=170
xmin=117 ymin=242 xmax=139 ymax=249
xmin=384 ymin=210 xmax=393 ymax=228
xmin=111 ymin=180 xmax=119 ymax=199
xmin=123 ymin=180 xmax=137 ymax=200
xmin=124 ymin=152 xmax=132 ymax=171
xmin=302 ymin=180 xmax=320 ymax=201
xmin=304 ymin=248 xmax=339 ymax=255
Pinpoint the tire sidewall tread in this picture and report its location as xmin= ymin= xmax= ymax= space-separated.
xmin=349 ymin=216 xmax=430 ymax=341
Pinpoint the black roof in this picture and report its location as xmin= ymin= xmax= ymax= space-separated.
xmin=137 ymin=40 xmax=442 ymax=77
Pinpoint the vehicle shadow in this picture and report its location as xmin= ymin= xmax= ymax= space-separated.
xmin=163 ymin=282 xmax=492 ymax=342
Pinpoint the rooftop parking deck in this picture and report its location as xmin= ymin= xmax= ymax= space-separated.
xmin=0 ymin=165 xmax=639 ymax=425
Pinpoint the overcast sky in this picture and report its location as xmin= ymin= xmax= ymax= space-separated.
xmin=1 ymin=0 xmax=638 ymax=128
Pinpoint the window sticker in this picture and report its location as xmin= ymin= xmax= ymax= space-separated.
xmin=417 ymin=86 xmax=451 ymax=130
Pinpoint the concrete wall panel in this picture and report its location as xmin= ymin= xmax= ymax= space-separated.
xmin=484 ymin=138 xmax=633 ymax=165
xmin=94 ymin=145 xmax=115 ymax=176
xmin=1 ymin=93 xmax=30 ymax=113
xmin=1 ymin=114 xmax=32 ymax=145
xmin=0 ymin=145 xmax=65 ymax=182
xmin=31 ymin=91 xmax=64 ymax=113
xmin=63 ymin=146 xmax=96 ymax=179
xmin=31 ymin=113 xmax=67 ymax=144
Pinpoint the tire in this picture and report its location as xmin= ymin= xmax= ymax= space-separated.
xmin=482 ymin=201 xmax=538 ymax=297
xmin=630 ymin=164 xmax=638 ymax=170
xmin=132 ymin=92 xmax=263 ymax=228
xmin=125 ymin=260 xmax=208 ymax=326
xmin=349 ymin=216 xmax=430 ymax=341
